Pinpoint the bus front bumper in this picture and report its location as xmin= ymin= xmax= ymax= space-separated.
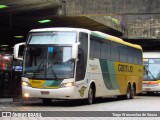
xmin=142 ymin=85 xmax=160 ymax=92
xmin=22 ymin=86 xmax=77 ymax=99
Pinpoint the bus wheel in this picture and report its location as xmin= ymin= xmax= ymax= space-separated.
xmin=87 ymin=86 xmax=94 ymax=105
xmin=42 ymin=98 xmax=52 ymax=105
xmin=126 ymin=84 xmax=131 ymax=99
xmin=131 ymin=86 xmax=135 ymax=99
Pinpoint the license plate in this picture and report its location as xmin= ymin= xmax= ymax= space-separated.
xmin=145 ymin=88 xmax=150 ymax=91
xmin=41 ymin=91 xmax=49 ymax=95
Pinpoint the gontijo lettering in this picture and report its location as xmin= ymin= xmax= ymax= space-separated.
xmin=118 ymin=64 xmax=133 ymax=72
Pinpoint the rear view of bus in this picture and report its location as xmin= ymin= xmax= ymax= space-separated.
xmin=143 ymin=52 xmax=160 ymax=94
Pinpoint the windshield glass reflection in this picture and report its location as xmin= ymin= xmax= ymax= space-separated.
xmin=144 ymin=59 xmax=160 ymax=81
xmin=23 ymin=45 xmax=75 ymax=79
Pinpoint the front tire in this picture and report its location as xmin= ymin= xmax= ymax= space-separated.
xmin=42 ymin=98 xmax=52 ymax=105
xmin=126 ymin=84 xmax=131 ymax=99
xmin=130 ymin=86 xmax=135 ymax=99
xmin=87 ymin=86 xmax=95 ymax=105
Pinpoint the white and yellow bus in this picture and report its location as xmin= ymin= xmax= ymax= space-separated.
xmin=14 ymin=28 xmax=143 ymax=104
xmin=143 ymin=52 xmax=160 ymax=94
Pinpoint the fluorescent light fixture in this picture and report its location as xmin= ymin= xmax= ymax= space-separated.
xmin=38 ymin=19 xmax=51 ymax=23
xmin=0 ymin=5 xmax=8 ymax=9
xmin=0 ymin=45 xmax=9 ymax=47
xmin=14 ymin=36 xmax=24 ymax=38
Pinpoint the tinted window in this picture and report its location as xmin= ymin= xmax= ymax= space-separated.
xmin=90 ymin=35 xmax=142 ymax=65
xmin=119 ymin=45 xmax=128 ymax=62
xmin=110 ymin=41 xmax=119 ymax=61
xmin=101 ymin=41 xmax=110 ymax=59
xmin=90 ymin=36 xmax=101 ymax=58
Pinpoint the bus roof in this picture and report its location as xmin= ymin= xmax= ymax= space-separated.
xmin=30 ymin=27 xmax=142 ymax=50
xmin=91 ymin=31 xmax=142 ymax=50
xmin=30 ymin=27 xmax=91 ymax=33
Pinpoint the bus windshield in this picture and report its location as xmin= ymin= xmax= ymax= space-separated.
xmin=28 ymin=31 xmax=77 ymax=44
xmin=23 ymin=45 xmax=75 ymax=79
xmin=144 ymin=59 xmax=160 ymax=81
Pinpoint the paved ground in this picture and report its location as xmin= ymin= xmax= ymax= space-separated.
xmin=0 ymin=94 xmax=160 ymax=120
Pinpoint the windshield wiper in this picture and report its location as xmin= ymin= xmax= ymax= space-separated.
xmin=32 ymin=61 xmax=44 ymax=79
xmin=47 ymin=63 xmax=57 ymax=80
xmin=144 ymin=66 xmax=156 ymax=81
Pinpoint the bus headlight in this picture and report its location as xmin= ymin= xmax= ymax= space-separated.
xmin=24 ymin=93 xmax=30 ymax=98
xmin=22 ymin=81 xmax=31 ymax=87
xmin=60 ymin=82 xmax=74 ymax=88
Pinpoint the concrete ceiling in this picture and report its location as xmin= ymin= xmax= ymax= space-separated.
xmin=0 ymin=0 xmax=59 ymax=50
xmin=0 ymin=0 xmax=158 ymax=51
xmin=0 ymin=0 xmax=122 ymax=51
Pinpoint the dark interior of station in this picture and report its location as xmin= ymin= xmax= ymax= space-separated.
xmin=0 ymin=0 xmax=160 ymax=98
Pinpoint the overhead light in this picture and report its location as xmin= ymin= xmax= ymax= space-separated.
xmin=0 ymin=5 xmax=8 ymax=9
xmin=14 ymin=36 xmax=24 ymax=38
xmin=38 ymin=19 xmax=51 ymax=23
xmin=0 ymin=45 xmax=9 ymax=47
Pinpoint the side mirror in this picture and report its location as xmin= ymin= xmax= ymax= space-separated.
xmin=14 ymin=42 xmax=26 ymax=60
xmin=72 ymin=42 xmax=80 ymax=59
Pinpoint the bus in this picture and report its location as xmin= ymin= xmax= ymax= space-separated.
xmin=143 ymin=52 xmax=160 ymax=94
xmin=14 ymin=28 xmax=143 ymax=104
